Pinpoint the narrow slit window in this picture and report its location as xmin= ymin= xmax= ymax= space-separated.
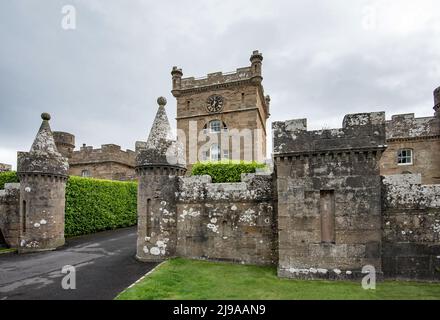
xmin=22 ymin=200 xmax=27 ymax=233
xmin=146 ymin=199 xmax=152 ymax=237
xmin=320 ymin=190 xmax=335 ymax=244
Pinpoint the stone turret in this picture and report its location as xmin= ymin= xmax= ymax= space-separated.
xmin=17 ymin=113 xmax=69 ymax=252
xmin=171 ymin=67 xmax=183 ymax=97
xmin=250 ymin=50 xmax=263 ymax=84
xmin=434 ymin=86 xmax=440 ymax=118
xmin=135 ymin=97 xmax=186 ymax=262
xmin=53 ymin=131 xmax=75 ymax=159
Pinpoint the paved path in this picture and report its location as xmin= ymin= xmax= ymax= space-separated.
xmin=0 ymin=227 xmax=157 ymax=300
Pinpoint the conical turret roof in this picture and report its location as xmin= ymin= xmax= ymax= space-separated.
xmin=136 ymin=97 xmax=186 ymax=168
xmin=17 ymin=113 xmax=69 ymax=176
xmin=146 ymin=97 xmax=173 ymax=149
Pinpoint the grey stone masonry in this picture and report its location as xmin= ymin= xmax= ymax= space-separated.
xmin=0 ymin=183 xmax=20 ymax=248
xmin=434 ymin=86 xmax=440 ymax=116
xmin=16 ymin=113 xmax=68 ymax=253
xmin=175 ymin=172 xmax=277 ymax=265
xmin=136 ymin=97 xmax=186 ymax=262
xmin=0 ymin=163 xmax=12 ymax=172
xmin=386 ymin=113 xmax=440 ymax=140
xmin=382 ymin=174 xmax=440 ymax=280
xmin=273 ymin=112 xmax=386 ymax=155
xmin=273 ymin=112 xmax=386 ymax=280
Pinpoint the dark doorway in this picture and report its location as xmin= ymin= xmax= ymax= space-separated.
xmin=0 ymin=229 xmax=7 ymax=248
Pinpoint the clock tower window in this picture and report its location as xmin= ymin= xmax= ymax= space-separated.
xmin=210 ymin=144 xmax=221 ymax=161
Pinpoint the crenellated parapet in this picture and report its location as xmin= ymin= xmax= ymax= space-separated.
xmin=386 ymin=113 xmax=440 ymax=141
xmin=177 ymin=172 xmax=274 ymax=203
xmin=171 ymin=50 xmax=264 ymax=96
xmin=273 ymin=112 xmax=386 ymax=156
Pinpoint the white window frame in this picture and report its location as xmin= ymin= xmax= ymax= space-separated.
xmin=81 ymin=170 xmax=91 ymax=177
xmin=397 ymin=149 xmax=413 ymax=166
xmin=209 ymin=120 xmax=222 ymax=133
xmin=210 ymin=144 xmax=221 ymax=161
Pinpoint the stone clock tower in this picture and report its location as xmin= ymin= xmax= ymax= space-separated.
xmin=171 ymin=50 xmax=270 ymax=171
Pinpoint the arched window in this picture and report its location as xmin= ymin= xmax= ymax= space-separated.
xmin=397 ymin=149 xmax=413 ymax=165
xmin=210 ymin=144 xmax=221 ymax=161
xmin=204 ymin=120 xmax=228 ymax=134
xmin=81 ymin=170 xmax=91 ymax=177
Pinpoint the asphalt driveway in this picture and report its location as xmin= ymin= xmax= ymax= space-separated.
xmin=0 ymin=226 xmax=157 ymax=300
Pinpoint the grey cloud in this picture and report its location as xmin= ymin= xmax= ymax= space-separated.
xmin=0 ymin=0 xmax=439 ymax=168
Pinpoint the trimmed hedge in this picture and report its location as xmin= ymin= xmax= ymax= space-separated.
xmin=65 ymin=176 xmax=137 ymax=237
xmin=0 ymin=171 xmax=19 ymax=189
xmin=0 ymin=172 xmax=138 ymax=237
xmin=191 ymin=161 xmax=267 ymax=183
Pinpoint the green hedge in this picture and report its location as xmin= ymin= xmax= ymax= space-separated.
xmin=191 ymin=161 xmax=267 ymax=183
xmin=0 ymin=172 xmax=138 ymax=237
xmin=0 ymin=171 xmax=19 ymax=189
xmin=65 ymin=176 xmax=137 ymax=237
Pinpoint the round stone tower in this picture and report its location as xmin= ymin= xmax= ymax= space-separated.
xmin=434 ymin=86 xmax=440 ymax=118
xmin=250 ymin=50 xmax=263 ymax=84
xmin=136 ymin=97 xmax=186 ymax=262
xmin=53 ymin=131 xmax=75 ymax=159
xmin=17 ymin=113 xmax=69 ymax=253
xmin=171 ymin=66 xmax=183 ymax=97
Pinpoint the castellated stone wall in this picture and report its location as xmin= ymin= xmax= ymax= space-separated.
xmin=273 ymin=112 xmax=386 ymax=280
xmin=0 ymin=183 xmax=21 ymax=248
xmin=175 ymin=173 xmax=277 ymax=265
xmin=69 ymin=144 xmax=136 ymax=181
xmin=0 ymin=163 xmax=12 ymax=172
xmin=380 ymin=113 xmax=440 ymax=184
xmin=382 ymin=174 xmax=440 ymax=280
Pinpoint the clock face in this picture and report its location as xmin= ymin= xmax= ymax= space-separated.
xmin=206 ymin=95 xmax=224 ymax=113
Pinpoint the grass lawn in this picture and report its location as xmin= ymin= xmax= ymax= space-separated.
xmin=0 ymin=248 xmax=16 ymax=255
xmin=116 ymin=258 xmax=440 ymax=300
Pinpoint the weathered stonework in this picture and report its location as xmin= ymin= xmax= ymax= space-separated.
xmin=16 ymin=113 xmax=68 ymax=253
xmin=173 ymin=50 xmax=270 ymax=172
xmin=136 ymin=97 xmax=186 ymax=262
xmin=382 ymin=174 xmax=440 ymax=280
xmin=175 ymin=173 xmax=277 ymax=265
xmin=53 ymin=132 xmax=136 ymax=181
xmin=0 ymin=183 xmax=20 ymax=248
xmin=273 ymin=112 xmax=386 ymax=280
xmin=0 ymin=163 xmax=12 ymax=172
xmin=69 ymin=144 xmax=135 ymax=181
xmin=380 ymin=112 xmax=440 ymax=184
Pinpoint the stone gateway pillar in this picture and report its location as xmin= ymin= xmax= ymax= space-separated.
xmin=17 ymin=113 xmax=69 ymax=253
xmin=136 ymin=97 xmax=186 ymax=262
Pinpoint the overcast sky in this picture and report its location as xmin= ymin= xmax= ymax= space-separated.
xmin=1 ymin=0 xmax=439 ymax=169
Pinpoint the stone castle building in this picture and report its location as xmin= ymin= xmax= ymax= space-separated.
xmin=52 ymin=132 xmax=136 ymax=181
xmin=173 ymin=50 xmax=270 ymax=172
xmin=1 ymin=51 xmax=439 ymax=281
xmin=0 ymin=163 xmax=12 ymax=172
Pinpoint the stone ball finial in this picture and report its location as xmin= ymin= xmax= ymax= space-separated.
xmin=41 ymin=112 xmax=51 ymax=121
xmin=157 ymin=96 xmax=167 ymax=107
